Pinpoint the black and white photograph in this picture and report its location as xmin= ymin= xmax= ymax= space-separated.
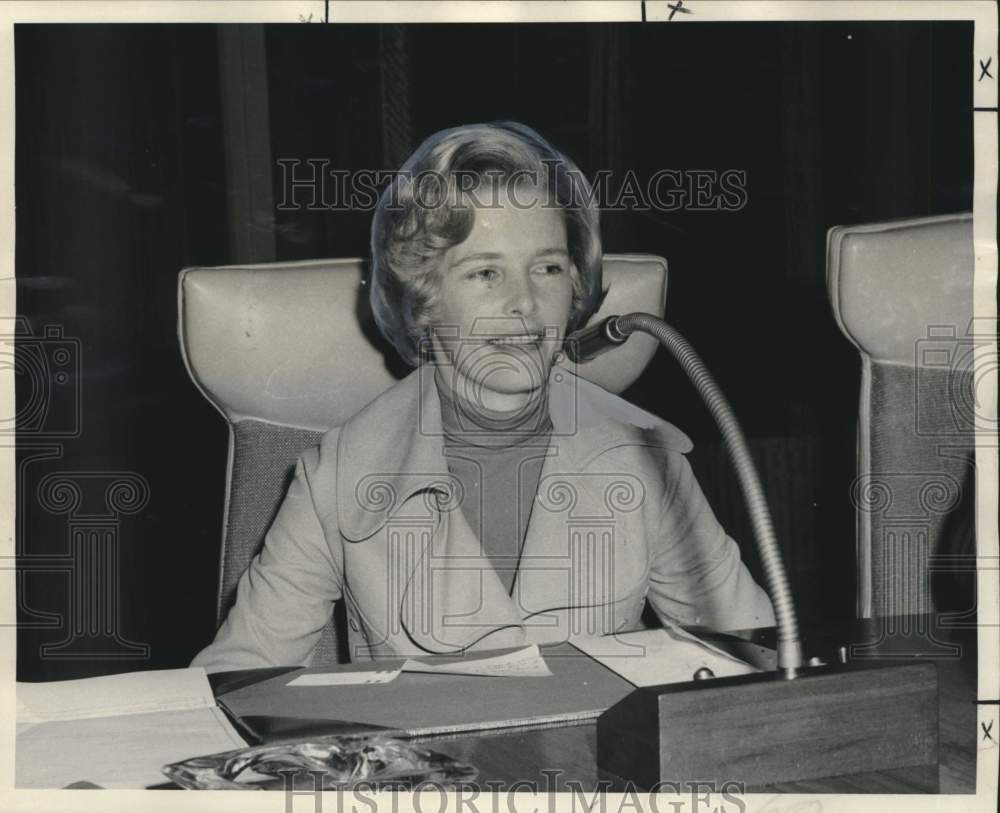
xmin=3 ymin=0 xmax=998 ymax=808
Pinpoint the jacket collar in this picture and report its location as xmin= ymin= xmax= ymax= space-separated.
xmin=336 ymin=363 xmax=692 ymax=541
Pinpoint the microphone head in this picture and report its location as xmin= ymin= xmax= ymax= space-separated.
xmin=564 ymin=316 xmax=628 ymax=363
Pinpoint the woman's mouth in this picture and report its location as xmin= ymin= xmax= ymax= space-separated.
xmin=486 ymin=334 xmax=542 ymax=346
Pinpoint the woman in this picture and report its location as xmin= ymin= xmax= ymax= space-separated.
xmin=192 ymin=122 xmax=774 ymax=672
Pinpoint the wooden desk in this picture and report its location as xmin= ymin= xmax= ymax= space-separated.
xmin=211 ymin=617 xmax=978 ymax=794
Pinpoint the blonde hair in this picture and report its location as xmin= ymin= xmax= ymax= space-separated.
xmin=370 ymin=122 xmax=603 ymax=366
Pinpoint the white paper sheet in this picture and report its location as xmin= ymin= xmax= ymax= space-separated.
xmin=403 ymin=644 xmax=553 ymax=677
xmin=16 ymin=706 xmax=247 ymax=789
xmin=287 ymin=667 xmax=402 ymax=687
xmin=15 ymin=667 xmax=247 ymax=788
xmin=570 ymin=627 xmax=759 ymax=687
xmin=16 ymin=666 xmax=217 ymax=724
xmin=286 ymin=644 xmax=554 ymax=687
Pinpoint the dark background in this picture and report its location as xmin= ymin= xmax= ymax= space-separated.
xmin=14 ymin=22 xmax=973 ymax=680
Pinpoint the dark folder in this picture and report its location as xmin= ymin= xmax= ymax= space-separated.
xmin=217 ymin=642 xmax=634 ymax=741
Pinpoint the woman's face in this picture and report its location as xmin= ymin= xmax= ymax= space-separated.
xmin=429 ymin=185 xmax=575 ymax=412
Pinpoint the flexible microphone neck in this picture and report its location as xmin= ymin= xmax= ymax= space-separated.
xmin=565 ymin=313 xmax=804 ymax=678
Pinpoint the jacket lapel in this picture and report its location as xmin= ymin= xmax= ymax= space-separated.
xmin=398 ymin=501 xmax=528 ymax=653
xmin=510 ymin=425 xmax=648 ymax=639
xmin=335 ymin=362 xmax=692 ymax=653
xmin=336 ymin=366 xmax=451 ymax=542
xmin=511 ymin=370 xmax=688 ymax=635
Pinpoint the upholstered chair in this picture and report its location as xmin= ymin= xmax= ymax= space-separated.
xmin=179 ymin=255 xmax=669 ymax=664
xmin=826 ymin=213 xmax=976 ymax=619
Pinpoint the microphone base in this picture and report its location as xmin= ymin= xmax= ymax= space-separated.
xmin=596 ymin=660 xmax=938 ymax=790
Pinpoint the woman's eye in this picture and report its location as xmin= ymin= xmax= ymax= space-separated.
xmin=535 ymin=264 xmax=565 ymax=275
xmin=468 ymin=268 xmax=499 ymax=282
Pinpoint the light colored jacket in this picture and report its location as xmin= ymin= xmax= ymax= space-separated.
xmin=192 ymin=366 xmax=774 ymax=672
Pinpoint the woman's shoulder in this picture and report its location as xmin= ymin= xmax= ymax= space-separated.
xmin=300 ymin=369 xmax=424 ymax=476
xmin=553 ymin=369 xmax=694 ymax=456
xmin=289 ymin=427 xmax=344 ymax=523
xmin=300 ymin=425 xmax=342 ymax=469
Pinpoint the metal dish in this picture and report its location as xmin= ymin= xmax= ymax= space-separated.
xmin=163 ymin=734 xmax=478 ymax=790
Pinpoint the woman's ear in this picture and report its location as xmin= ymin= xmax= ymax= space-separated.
xmin=567 ymin=262 xmax=584 ymax=300
xmin=413 ymin=321 xmax=435 ymax=364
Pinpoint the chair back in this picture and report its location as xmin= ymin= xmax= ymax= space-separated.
xmin=826 ymin=213 xmax=976 ymax=618
xmin=179 ymin=254 xmax=670 ymax=663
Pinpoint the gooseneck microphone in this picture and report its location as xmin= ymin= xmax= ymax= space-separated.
xmin=562 ymin=315 xmax=630 ymax=361
xmin=566 ymin=313 xmax=804 ymax=678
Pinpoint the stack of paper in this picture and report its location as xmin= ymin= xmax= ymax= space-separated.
xmin=286 ymin=643 xmax=553 ymax=686
xmin=570 ymin=625 xmax=760 ymax=686
xmin=16 ymin=667 xmax=247 ymax=789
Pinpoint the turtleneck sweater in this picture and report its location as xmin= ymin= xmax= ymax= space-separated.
xmin=434 ymin=369 xmax=553 ymax=594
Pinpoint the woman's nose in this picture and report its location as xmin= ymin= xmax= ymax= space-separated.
xmin=504 ymin=274 xmax=537 ymax=317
